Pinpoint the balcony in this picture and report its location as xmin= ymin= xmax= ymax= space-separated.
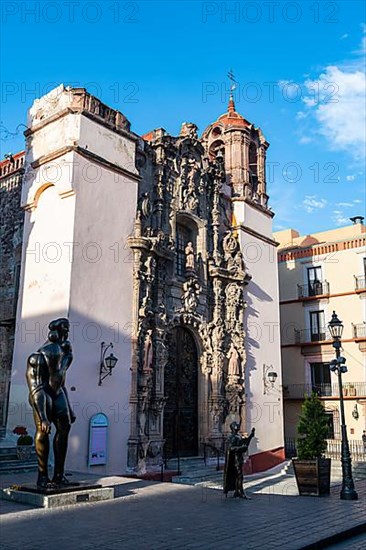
xmin=294 ymin=327 xmax=331 ymax=344
xmin=283 ymin=382 xmax=366 ymax=399
xmin=354 ymin=275 xmax=366 ymax=292
xmin=353 ymin=323 xmax=366 ymax=339
xmin=297 ymin=281 xmax=330 ymax=300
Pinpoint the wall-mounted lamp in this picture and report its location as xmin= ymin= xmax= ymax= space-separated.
xmin=352 ymin=404 xmax=359 ymax=420
xmin=263 ymin=364 xmax=278 ymax=394
xmin=99 ymin=342 xmax=118 ymax=386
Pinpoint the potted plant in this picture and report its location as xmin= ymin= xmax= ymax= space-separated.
xmin=293 ymin=393 xmax=331 ymax=496
xmin=13 ymin=426 xmax=34 ymax=460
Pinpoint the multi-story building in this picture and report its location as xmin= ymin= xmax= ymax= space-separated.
xmin=275 ymin=221 xmax=366 ymax=454
xmin=6 ymin=85 xmax=284 ymax=475
xmin=0 ymin=152 xmax=25 ymax=438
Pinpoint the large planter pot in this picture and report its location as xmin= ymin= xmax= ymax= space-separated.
xmin=293 ymin=458 xmax=331 ymax=496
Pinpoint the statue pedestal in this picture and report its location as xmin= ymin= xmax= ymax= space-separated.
xmin=1 ymin=483 xmax=114 ymax=509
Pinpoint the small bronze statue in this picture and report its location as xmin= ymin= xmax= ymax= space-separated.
xmin=26 ymin=318 xmax=76 ymax=489
xmin=223 ymin=422 xmax=255 ymax=499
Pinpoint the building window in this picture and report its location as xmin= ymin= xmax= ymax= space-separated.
xmin=249 ymin=143 xmax=258 ymax=192
xmin=310 ymin=310 xmax=325 ymax=341
xmin=325 ymin=411 xmax=335 ymax=439
xmin=310 ymin=362 xmax=331 ymax=396
xmin=176 ymin=224 xmax=192 ymax=276
xmin=307 ymin=266 xmax=323 ymax=296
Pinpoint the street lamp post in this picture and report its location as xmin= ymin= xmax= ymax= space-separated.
xmin=328 ymin=311 xmax=358 ymax=501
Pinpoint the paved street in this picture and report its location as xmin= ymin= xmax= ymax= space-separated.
xmin=1 ymin=469 xmax=365 ymax=550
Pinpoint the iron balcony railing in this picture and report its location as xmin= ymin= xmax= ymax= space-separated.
xmin=297 ymin=281 xmax=330 ymax=299
xmin=283 ymin=382 xmax=366 ymax=399
xmin=354 ymin=275 xmax=366 ymax=291
xmin=285 ymin=437 xmax=366 ymax=462
xmin=353 ymin=323 xmax=366 ymax=339
xmin=294 ymin=327 xmax=331 ymax=344
xmin=325 ymin=439 xmax=366 ymax=461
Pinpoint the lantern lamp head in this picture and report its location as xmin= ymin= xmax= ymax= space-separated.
xmin=99 ymin=342 xmax=118 ymax=385
xmin=328 ymin=311 xmax=344 ymax=341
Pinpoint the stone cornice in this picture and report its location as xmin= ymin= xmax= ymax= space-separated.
xmin=234 ymin=224 xmax=279 ymax=247
xmin=208 ymin=264 xmax=249 ymax=284
xmin=30 ymin=144 xmax=141 ymax=182
xmin=232 ymin=196 xmax=274 ymax=218
xmin=25 ymin=107 xmax=140 ymax=143
xmin=278 ymin=236 xmax=366 ymax=262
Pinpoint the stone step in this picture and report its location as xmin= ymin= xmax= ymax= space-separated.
xmin=170 ymin=456 xmax=224 ymax=485
xmin=167 ymin=457 xmax=224 ymax=470
xmin=0 ymin=452 xmax=18 ymax=461
xmin=172 ymin=472 xmax=223 ymax=485
xmin=0 ymin=460 xmax=38 ymax=473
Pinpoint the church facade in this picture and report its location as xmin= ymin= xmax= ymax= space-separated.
xmin=7 ymin=85 xmax=284 ymax=474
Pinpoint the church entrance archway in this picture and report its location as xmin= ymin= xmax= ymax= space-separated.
xmin=163 ymin=327 xmax=199 ymax=457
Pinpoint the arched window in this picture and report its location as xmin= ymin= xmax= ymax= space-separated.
xmin=209 ymin=139 xmax=225 ymax=161
xmin=249 ymin=143 xmax=258 ymax=192
xmin=176 ymin=224 xmax=192 ymax=276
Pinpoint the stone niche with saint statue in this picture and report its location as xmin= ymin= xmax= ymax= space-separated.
xmin=127 ymin=121 xmax=252 ymax=474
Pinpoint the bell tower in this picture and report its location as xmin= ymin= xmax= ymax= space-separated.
xmin=202 ymin=86 xmax=284 ymax=461
xmin=201 ymin=95 xmax=269 ymax=208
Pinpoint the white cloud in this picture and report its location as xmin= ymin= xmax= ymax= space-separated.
xmin=303 ymin=66 xmax=366 ymax=161
xmin=354 ymin=199 xmax=362 ymax=203
xmin=346 ymin=174 xmax=356 ymax=181
xmin=299 ymin=136 xmax=313 ymax=144
xmin=296 ymin=111 xmax=307 ymax=120
xmin=340 ymin=33 xmax=349 ymax=40
xmin=332 ymin=210 xmax=349 ymax=226
xmin=278 ymin=79 xmax=302 ymax=100
xmin=300 ymin=30 xmax=366 ymax=162
xmin=302 ymin=195 xmax=327 ymax=213
xmin=336 ymin=202 xmax=354 ymax=207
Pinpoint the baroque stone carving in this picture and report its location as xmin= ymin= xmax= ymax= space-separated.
xmin=127 ymin=122 xmax=250 ymax=472
xmin=180 ymin=278 xmax=201 ymax=314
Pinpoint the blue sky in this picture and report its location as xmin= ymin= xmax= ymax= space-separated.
xmin=1 ymin=1 xmax=365 ymax=234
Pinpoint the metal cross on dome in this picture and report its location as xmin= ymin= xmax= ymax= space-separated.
xmin=227 ymin=69 xmax=237 ymax=95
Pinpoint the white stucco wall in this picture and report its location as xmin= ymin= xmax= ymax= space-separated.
xmin=236 ymin=203 xmax=284 ymax=456
xmin=9 ymin=184 xmax=76 ymax=434
xmin=65 ymin=148 xmax=137 ymax=474
xmin=8 ymin=88 xmax=138 ymax=474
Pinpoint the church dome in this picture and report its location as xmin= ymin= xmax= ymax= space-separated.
xmin=216 ymin=97 xmax=251 ymax=129
xmin=202 ymin=97 xmax=251 ymax=141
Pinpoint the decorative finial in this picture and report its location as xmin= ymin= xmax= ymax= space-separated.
xmin=227 ymin=69 xmax=237 ymax=112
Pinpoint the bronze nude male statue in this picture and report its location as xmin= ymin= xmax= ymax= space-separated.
xmin=26 ymin=318 xmax=76 ymax=489
xmin=223 ymin=422 xmax=255 ymax=499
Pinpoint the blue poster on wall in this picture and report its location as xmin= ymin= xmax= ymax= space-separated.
xmin=88 ymin=413 xmax=108 ymax=466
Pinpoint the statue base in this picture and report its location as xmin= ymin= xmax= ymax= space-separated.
xmin=1 ymin=483 xmax=114 ymax=509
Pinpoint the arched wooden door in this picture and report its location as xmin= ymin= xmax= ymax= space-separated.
xmin=163 ymin=327 xmax=198 ymax=457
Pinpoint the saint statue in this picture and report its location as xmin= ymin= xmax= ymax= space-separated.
xmin=223 ymin=422 xmax=255 ymax=499
xmin=185 ymin=241 xmax=195 ymax=271
xmin=143 ymin=329 xmax=154 ymax=372
xmin=26 ymin=318 xmax=76 ymax=489
xmin=227 ymin=342 xmax=241 ymax=377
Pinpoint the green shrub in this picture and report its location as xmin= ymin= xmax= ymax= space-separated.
xmin=296 ymin=393 xmax=328 ymax=460
xmin=17 ymin=434 xmax=33 ymax=446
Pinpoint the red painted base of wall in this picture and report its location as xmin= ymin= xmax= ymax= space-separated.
xmin=244 ymin=447 xmax=286 ymax=474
